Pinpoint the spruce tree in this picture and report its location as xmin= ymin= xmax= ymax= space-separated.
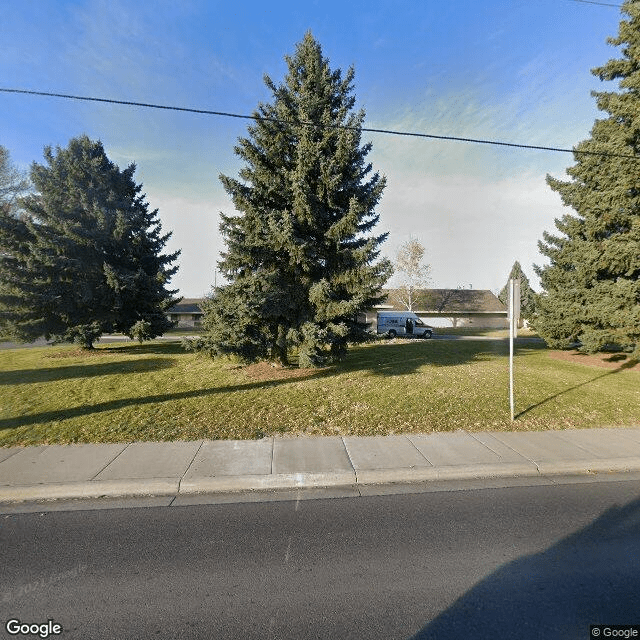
xmin=498 ymin=261 xmax=537 ymax=322
xmin=534 ymin=1 xmax=640 ymax=356
xmin=0 ymin=135 xmax=180 ymax=348
xmin=0 ymin=145 xmax=30 ymax=215
xmin=202 ymin=32 xmax=392 ymax=366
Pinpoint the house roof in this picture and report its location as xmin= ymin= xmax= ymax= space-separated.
xmin=167 ymin=298 xmax=204 ymax=314
xmin=381 ymin=289 xmax=507 ymax=314
xmin=167 ymin=291 xmax=506 ymax=316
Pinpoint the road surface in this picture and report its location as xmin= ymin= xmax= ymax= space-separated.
xmin=2 ymin=477 xmax=639 ymax=639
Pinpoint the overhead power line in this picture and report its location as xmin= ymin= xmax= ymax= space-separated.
xmin=1 ymin=87 xmax=638 ymax=161
xmin=567 ymin=0 xmax=623 ymax=7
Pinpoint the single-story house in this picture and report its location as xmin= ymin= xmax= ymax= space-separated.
xmin=167 ymin=289 xmax=508 ymax=330
xmin=166 ymin=298 xmax=204 ymax=328
xmin=361 ymin=288 xmax=508 ymax=329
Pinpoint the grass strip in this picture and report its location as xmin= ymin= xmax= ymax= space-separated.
xmin=0 ymin=338 xmax=638 ymax=446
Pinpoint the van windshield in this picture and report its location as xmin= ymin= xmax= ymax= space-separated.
xmin=415 ymin=318 xmax=425 ymax=326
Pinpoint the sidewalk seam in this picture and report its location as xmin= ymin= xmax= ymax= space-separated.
xmin=340 ymin=436 xmax=357 ymax=474
xmin=474 ymin=432 xmax=542 ymax=472
xmin=403 ymin=434 xmax=432 ymax=465
xmin=0 ymin=448 xmax=24 ymax=464
xmin=466 ymin=431 xmax=507 ymax=459
xmin=177 ymin=440 xmax=205 ymax=496
xmin=340 ymin=437 xmax=361 ymax=486
xmin=465 ymin=431 xmax=543 ymax=477
xmin=270 ymin=437 xmax=274 ymax=475
xmin=89 ymin=443 xmax=130 ymax=481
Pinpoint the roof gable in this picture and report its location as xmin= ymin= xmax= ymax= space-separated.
xmin=382 ymin=289 xmax=507 ymax=313
xmin=167 ymin=297 xmax=204 ymax=314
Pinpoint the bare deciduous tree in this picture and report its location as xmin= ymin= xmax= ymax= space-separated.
xmin=431 ymin=287 xmax=467 ymax=327
xmin=394 ymin=238 xmax=431 ymax=311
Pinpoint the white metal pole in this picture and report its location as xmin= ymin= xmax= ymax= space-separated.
xmin=509 ymin=278 xmax=515 ymax=421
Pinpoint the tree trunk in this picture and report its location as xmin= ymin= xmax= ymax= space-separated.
xmin=271 ymin=324 xmax=289 ymax=366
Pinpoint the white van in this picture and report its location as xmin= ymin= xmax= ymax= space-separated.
xmin=377 ymin=311 xmax=434 ymax=339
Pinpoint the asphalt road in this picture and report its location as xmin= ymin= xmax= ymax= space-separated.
xmin=2 ymin=478 xmax=639 ymax=639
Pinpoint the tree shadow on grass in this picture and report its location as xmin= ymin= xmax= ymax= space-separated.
xmin=0 ymin=339 xmax=547 ymax=432
xmin=101 ymin=341 xmax=187 ymax=356
xmin=2 ymin=339 xmax=487 ymax=431
xmin=516 ymin=356 xmax=638 ymax=419
xmin=410 ymin=493 xmax=640 ymax=639
xmin=343 ymin=338 xmax=519 ymax=377
xmin=0 ymin=357 xmax=175 ymax=386
xmin=0 ymin=369 xmax=331 ymax=432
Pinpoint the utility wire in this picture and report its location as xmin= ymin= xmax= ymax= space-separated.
xmin=567 ymin=0 xmax=623 ymax=7
xmin=1 ymin=87 xmax=638 ymax=160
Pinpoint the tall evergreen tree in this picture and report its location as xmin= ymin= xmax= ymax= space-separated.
xmin=0 ymin=145 xmax=30 ymax=218
xmin=534 ymin=1 xmax=640 ymax=357
xmin=201 ymin=33 xmax=392 ymax=367
xmin=0 ymin=135 xmax=180 ymax=348
xmin=498 ymin=261 xmax=537 ymax=322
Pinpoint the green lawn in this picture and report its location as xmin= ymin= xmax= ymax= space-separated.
xmin=0 ymin=338 xmax=638 ymax=446
xmin=162 ymin=327 xmax=205 ymax=336
xmin=432 ymin=326 xmax=540 ymax=338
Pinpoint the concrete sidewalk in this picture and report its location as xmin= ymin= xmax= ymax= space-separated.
xmin=2 ymin=427 xmax=640 ymax=504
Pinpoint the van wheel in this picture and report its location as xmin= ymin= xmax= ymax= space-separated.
xmin=423 ymin=331 xmax=432 ymax=339
xmin=388 ymin=330 xmax=397 ymax=339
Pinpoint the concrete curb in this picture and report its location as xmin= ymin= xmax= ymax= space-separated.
xmin=431 ymin=462 xmax=541 ymax=480
xmin=3 ymin=428 xmax=640 ymax=504
xmin=5 ymin=460 xmax=640 ymax=503
xmin=355 ymin=467 xmax=439 ymax=484
xmin=535 ymin=457 xmax=640 ymax=476
xmin=0 ymin=479 xmax=180 ymax=502
xmin=179 ymin=471 xmax=358 ymax=494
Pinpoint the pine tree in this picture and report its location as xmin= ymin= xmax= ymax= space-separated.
xmin=201 ymin=32 xmax=392 ymax=367
xmin=0 ymin=145 xmax=30 ymax=215
xmin=498 ymin=261 xmax=537 ymax=322
xmin=534 ymin=1 xmax=640 ymax=357
xmin=0 ymin=135 xmax=180 ymax=348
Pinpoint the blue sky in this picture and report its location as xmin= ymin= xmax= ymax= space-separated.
xmin=0 ymin=0 xmax=627 ymax=297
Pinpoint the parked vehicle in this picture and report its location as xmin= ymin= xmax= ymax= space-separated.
xmin=377 ymin=311 xmax=434 ymax=339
